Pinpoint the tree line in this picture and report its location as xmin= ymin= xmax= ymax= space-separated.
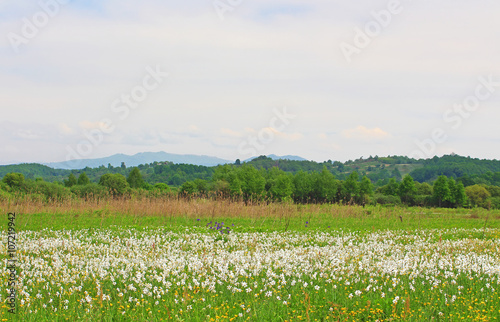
xmin=2 ymin=163 xmax=500 ymax=209
xmin=3 ymin=154 xmax=500 ymax=189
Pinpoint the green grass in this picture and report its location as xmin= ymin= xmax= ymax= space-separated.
xmin=2 ymin=203 xmax=500 ymax=321
xmin=7 ymin=205 xmax=500 ymax=236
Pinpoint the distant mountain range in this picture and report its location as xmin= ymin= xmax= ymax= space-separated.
xmin=43 ymin=152 xmax=308 ymax=170
xmin=44 ymin=152 xmax=233 ymax=170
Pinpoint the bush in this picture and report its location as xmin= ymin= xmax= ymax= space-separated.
xmin=465 ymin=185 xmax=491 ymax=208
xmin=71 ymin=183 xmax=109 ymax=199
xmin=487 ymin=197 xmax=500 ymax=209
xmin=2 ymin=173 xmax=25 ymax=190
xmin=154 ymin=183 xmax=170 ymax=191
xmin=0 ymin=181 xmax=10 ymax=192
xmin=0 ymin=188 xmax=11 ymax=201
xmin=99 ymin=173 xmax=129 ymax=196
xmin=27 ymin=180 xmax=72 ymax=202
xmin=413 ymin=195 xmax=433 ymax=207
xmin=374 ymin=193 xmax=401 ymax=205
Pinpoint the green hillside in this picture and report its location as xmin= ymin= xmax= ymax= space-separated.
xmin=2 ymin=154 xmax=500 ymax=188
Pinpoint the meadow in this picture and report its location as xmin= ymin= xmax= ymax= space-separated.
xmin=1 ymin=197 xmax=500 ymax=321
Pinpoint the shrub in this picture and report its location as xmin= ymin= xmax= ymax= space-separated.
xmin=71 ymin=183 xmax=109 ymax=200
xmin=27 ymin=180 xmax=72 ymax=202
xmin=2 ymin=173 xmax=25 ymax=190
xmin=488 ymin=197 xmax=500 ymax=210
xmin=99 ymin=173 xmax=129 ymax=196
xmin=465 ymin=185 xmax=491 ymax=208
xmin=153 ymin=183 xmax=170 ymax=191
xmin=374 ymin=193 xmax=401 ymax=205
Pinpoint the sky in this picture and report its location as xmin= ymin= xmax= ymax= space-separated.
xmin=1 ymin=0 xmax=499 ymax=165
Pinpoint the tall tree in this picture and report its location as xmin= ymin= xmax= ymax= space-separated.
xmin=127 ymin=167 xmax=146 ymax=189
xmin=343 ymin=171 xmax=359 ymax=203
xmin=268 ymin=173 xmax=294 ymax=201
xmin=2 ymin=173 xmax=25 ymax=189
xmin=433 ymin=175 xmax=451 ymax=207
xmin=99 ymin=173 xmax=129 ymax=196
xmin=180 ymin=181 xmax=198 ymax=196
xmin=393 ymin=167 xmax=402 ymax=181
xmin=77 ymin=172 xmax=90 ymax=185
xmin=398 ymin=175 xmax=417 ymax=204
xmin=465 ymin=185 xmax=490 ymax=208
xmin=451 ymin=180 xmax=467 ymax=207
xmin=64 ymin=173 xmax=77 ymax=187
xmin=293 ymin=171 xmax=312 ymax=203
xmin=359 ymin=176 xmax=373 ymax=204
xmin=237 ymin=165 xmax=265 ymax=201
xmin=314 ymin=166 xmax=338 ymax=203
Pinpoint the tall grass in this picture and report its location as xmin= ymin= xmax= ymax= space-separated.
xmin=1 ymin=193 xmax=499 ymax=232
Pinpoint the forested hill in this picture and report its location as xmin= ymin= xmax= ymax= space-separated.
xmin=0 ymin=164 xmax=69 ymax=181
xmin=1 ymin=154 xmax=500 ymax=187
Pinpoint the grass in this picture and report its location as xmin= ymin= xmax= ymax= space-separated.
xmin=2 ymin=196 xmax=500 ymax=233
xmin=1 ymin=196 xmax=500 ymax=321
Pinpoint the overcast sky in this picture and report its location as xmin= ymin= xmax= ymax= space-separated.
xmin=1 ymin=0 xmax=499 ymax=165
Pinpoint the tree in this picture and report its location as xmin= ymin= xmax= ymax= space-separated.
xmin=213 ymin=180 xmax=230 ymax=197
xmin=237 ymin=165 xmax=265 ymax=201
xmin=380 ymin=178 xmax=399 ymax=196
xmin=268 ymin=173 xmax=294 ymax=202
xmin=415 ymin=182 xmax=432 ymax=195
xmin=451 ymin=180 xmax=467 ymax=208
xmin=358 ymin=176 xmax=373 ymax=204
xmin=385 ymin=178 xmax=399 ymax=196
xmin=433 ymin=175 xmax=451 ymax=207
xmin=29 ymin=181 xmax=72 ymax=202
xmin=71 ymin=183 xmax=108 ymax=199
xmin=2 ymin=173 xmax=25 ymax=189
xmin=77 ymin=172 xmax=90 ymax=185
xmin=293 ymin=171 xmax=313 ymax=203
xmin=64 ymin=173 xmax=77 ymax=187
xmin=153 ymin=183 xmax=170 ymax=191
xmin=228 ymin=176 xmax=243 ymax=198
xmin=343 ymin=171 xmax=359 ymax=203
xmin=310 ymin=166 xmax=338 ymax=203
xmin=393 ymin=167 xmax=402 ymax=181
xmin=193 ymin=179 xmax=209 ymax=195
xmin=398 ymin=175 xmax=416 ymax=204
xmin=99 ymin=173 xmax=129 ymax=196
xmin=180 ymin=181 xmax=198 ymax=197
xmin=127 ymin=167 xmax=146 ymax=189
xmin=465 ymin=185 xmax=491 ymax=208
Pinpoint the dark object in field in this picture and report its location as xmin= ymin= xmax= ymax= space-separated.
xmin=399 ymin=216 xmax=403 ymax=223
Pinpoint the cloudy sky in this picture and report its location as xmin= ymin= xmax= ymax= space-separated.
xmin=1 ymin=0 xmax=499 ymax=165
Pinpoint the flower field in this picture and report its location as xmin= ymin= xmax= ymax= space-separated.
xmin=2 ymin=225 xmax=500 ymax=321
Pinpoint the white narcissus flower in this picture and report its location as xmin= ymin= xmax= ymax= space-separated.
xmin=12 ymin=228 xmax=500 ymax=319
